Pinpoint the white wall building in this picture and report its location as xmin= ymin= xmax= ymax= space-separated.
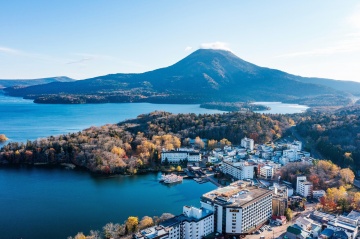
xmin=296 ymin=176 xmax=313 ymax=197
xmin=220 ymin=161 xmax=255 ymax=180
xmin=283 ymin=149 xmax=297 ymax=161
xmin=279 ymin=156 xmax=289 ymax=166
xmin=161 ymin=151 xmax=201 ymax=164
xmin=241 ymin=137 xmax=254 ymax=151
xmin=201 ymin=184 xmax=273 ymax=235
xmin=135 ymin=206 xmax=214 ymax=239
xmin=312 ymin=190 xmax=326 ymax=199
xmin=260 ymin=165 xmax=274 ymax=179
xmin=290 ymin=141 xmax=302 ymax=151
xmin=327 ymin=216 xmax=358 ymax=239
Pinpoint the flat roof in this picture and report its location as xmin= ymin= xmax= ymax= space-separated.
xmin=161 ymin=212 xmax=213 ymax=228
xmin=201 ymin=185 xmax=272 ymax=208
xmin=346 ymin=210 xmax=360 ymax=220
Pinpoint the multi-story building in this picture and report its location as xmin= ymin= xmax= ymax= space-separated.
xmin=241 ymin=137 xmax=254 ymax=151
xmin=135 ymin=206 xmax=214 ymax=239
xmin=134 ymin=225 xmax=171 ymax=239
xmin=312 ymin=190 xmax=326 ymax=199
xmin=162 ymin=206 xmax=214 ymax=239
xmin=220 ymin=160 xmax=255 ymax=180
xmin=296 ymin=176 xmax=313 ymax=197
xmin=283 ymin=149 xmax=297 ymax=161
xmin=161 ymin=151 xmax=201 ymax=164
xmin=200 ymin=184 xmax=273 ymax=235
xmin=260 ymin=165 xmax=274 ymax=179
xmin=327 ymin=215 xmax=359 ymax=239
xmin=290 ymin=141 xmax=302 ymax=151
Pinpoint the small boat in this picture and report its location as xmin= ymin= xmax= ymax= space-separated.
xmin=158 ymin=174 xmax=166 ymax=182
xmin=161 ymin=173 xmax=183 ymax=184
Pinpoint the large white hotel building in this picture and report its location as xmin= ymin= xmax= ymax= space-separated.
xmin=200 ymin=184 xmax=273 ymax=235
xmin=135 ymin=183 xmax=273 ymax=239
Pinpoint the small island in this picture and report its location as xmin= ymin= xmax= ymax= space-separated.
xmin=0 ymin=134 xmax=8 ymax=142
xmin=200 ymin=102 xmax=270 ymax=112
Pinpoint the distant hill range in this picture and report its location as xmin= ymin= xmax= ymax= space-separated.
xmin=0 ymin=76 xmax=74 ymax=89
xmin=3 ymin=49 xmax=360 ymax=106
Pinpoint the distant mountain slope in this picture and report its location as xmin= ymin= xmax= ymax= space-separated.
xmin=0 ymin=76 xmax=74 ymax=89
xmin=295 ymin=77 xmax=360 ymax=96
xmin=3 ymin=49 xmax=356 ymax=106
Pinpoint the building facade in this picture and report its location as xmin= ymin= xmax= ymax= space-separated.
xmin=260 ymin=165 xmax=274 ymax=179
xmin=161 ymin=151 xmax=201 ymax=164
xmin=200 ymin=184 xmax=273 ymax=235
xmin=135 ymin=206 xmax=214 ymax=239
xmin=220 ymin=161 xmax=255 ymax=180
xmin=241 ymin=137 xmax=254 ymax=151
xmin=296 ymin=176 xmax=313 ymax=197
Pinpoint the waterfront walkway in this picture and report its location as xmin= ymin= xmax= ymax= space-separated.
xmin=205 ymin=173 xmax=223 ymax=187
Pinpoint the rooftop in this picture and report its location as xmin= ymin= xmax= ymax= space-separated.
xmin=135 ymin=225 xmax=170 ymax=239
xmin=161 ymin=207 xmax=213 ymax=228
xmin=346 ymin=210 xmax=360 ymax=221
xmin=201 ymin=185 xmax=272 ymax=207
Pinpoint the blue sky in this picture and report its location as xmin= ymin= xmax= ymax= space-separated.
xmin=1 ymin=0 xmax=360 ymax=81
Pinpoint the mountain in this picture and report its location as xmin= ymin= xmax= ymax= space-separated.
xmin=3 ymin=49 xmax=357 ymax=106
xmin=295 ymin=77 xmax=360 ymax=96
xmin=0 ymin=76 xmax=74 ymax=89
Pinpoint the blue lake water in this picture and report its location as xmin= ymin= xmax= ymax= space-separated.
xmin=253 ymin=101 xmax=309 ymax=114
xmin=0 ymin=92 xmax=224 ymax=144
xmin=0 ymin=167 xmax=217 ymax=239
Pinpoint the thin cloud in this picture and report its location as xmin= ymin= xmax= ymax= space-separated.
xmin=0 ymin=46 xmax=21 ymax=55
xmin=347 ymin=4 xmax=360 ymax=29
xmin=200 ymin=42 xmax=231 ymax=51
xmin=184 ymin=46 xmax=192 ymax=52
xmin=277 ymin=7 xmax=360 ymax=59
xmin=276 ymin=38 xmax=360 ymax=58
xmin=66 ymin=57 xmax=92 ymax=65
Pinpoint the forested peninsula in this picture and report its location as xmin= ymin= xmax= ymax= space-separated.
xmin=2 ymin=106 xmax=360 ymax=175
xmin=0 ymin=111 xmax=290 ymax=174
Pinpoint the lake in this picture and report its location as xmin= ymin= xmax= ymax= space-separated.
xmin=0 ymin=92 xmax=224 ymax=144
xmin=0 ymin=93 xmax=308 ymax=144
xmin=253 ymin=101 xmax=309 ymax=114
xmin=0 ymin=167 xmax=217 ymax=239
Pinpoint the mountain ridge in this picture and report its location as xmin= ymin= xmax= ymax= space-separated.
xmin=3 ymin=49 xmax=358 ymax=106
xmin=0 ymin=76 xmax=74 ymax=89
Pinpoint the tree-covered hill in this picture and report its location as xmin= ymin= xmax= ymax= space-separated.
xmin=0 ymin=111 xmax=291 ymax=174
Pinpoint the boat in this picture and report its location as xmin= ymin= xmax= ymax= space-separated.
xmin=161 ymin=173 xmax=183 ymax=184
xmin=158 ymin=174 xmax=166 ymax=182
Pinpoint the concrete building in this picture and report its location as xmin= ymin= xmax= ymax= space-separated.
xmin=283 ymin=149 xmax=297 ymax=161
xmin=296 ymin=176 xmax=313 ymax=197
xmin=241 ymin=137 xmax=254 ymax=151
xmin=136 ymin=206 xmax=214 ymax=239
xmin=135 ymin=225 xmax=172 ymax=239
xmin=220 ymin=160 xmax=255 ymax=180
xmin=327 ymin=215 xmax=359 ymax=239
xmin=272 ymin=196 xmax=288 ymax=216
xmin=161 ymin=151 xmax=201 ymax=164
xmin=312 ymin=190 xmax=326 ymax=199
xmin=260 ymin=165 xmax=274 ymax=179
xmin=290 ymin=141 xmax=302 ymax=151
xmin=200 ymin=184 xmax=273 ymax=235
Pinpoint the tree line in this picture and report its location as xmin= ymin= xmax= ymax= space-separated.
xmin=294 ymin=106 xmax=360 ymax=170
xmin=67 ymin=213 xmax=175 ymax=239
